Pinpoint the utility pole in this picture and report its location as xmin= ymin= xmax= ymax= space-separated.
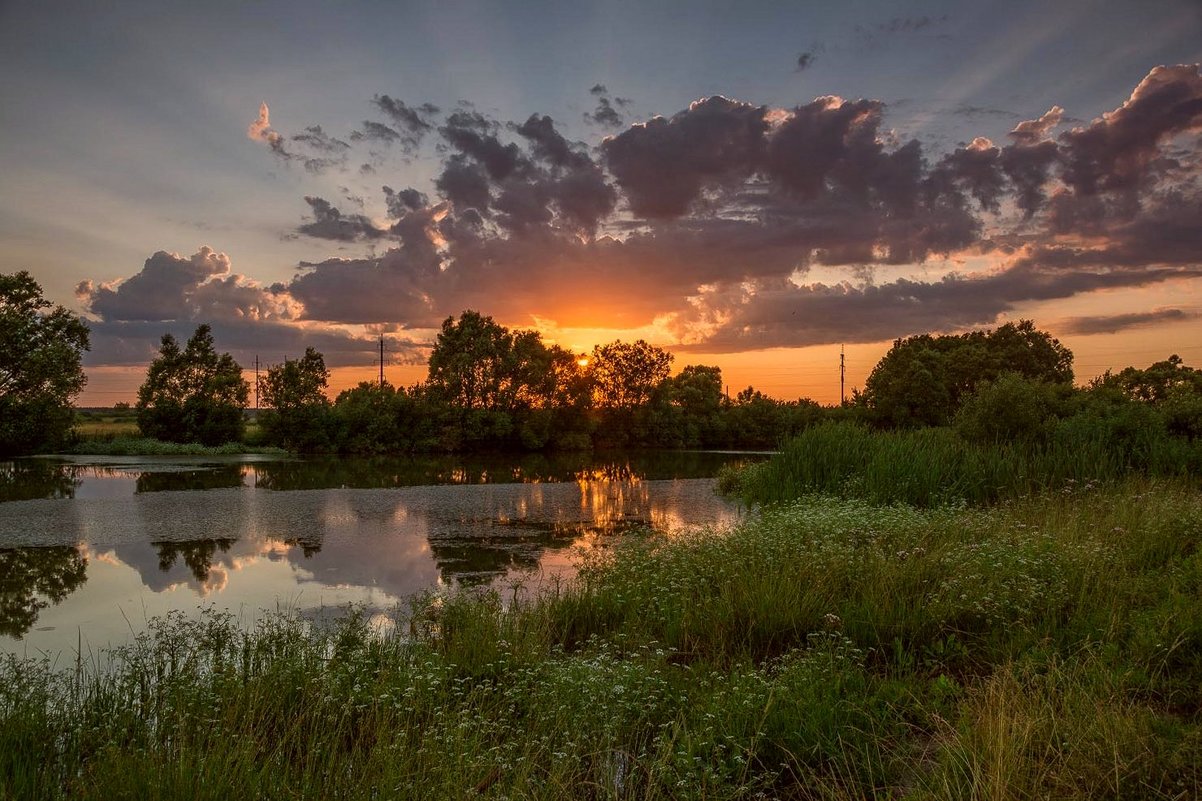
xmin=840 ymin=345 xmax=845 ymax=407
xmin=378 ymin=335 xmax=385 ymax=387
xmin=254 ymin=356 xmax=260 ymax=410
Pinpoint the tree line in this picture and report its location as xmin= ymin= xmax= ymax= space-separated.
xmin=3 ymin=270 xmax=1201 ymax=456
xmin=253 ymin=311 xmax=828 ymax=453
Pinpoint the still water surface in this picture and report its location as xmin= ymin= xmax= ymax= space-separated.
xmin=1 ymin=452 xmax=762 ymax=656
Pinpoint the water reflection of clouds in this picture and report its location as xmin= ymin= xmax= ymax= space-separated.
xmin=1 ymin=474 xmax=746 ymax=652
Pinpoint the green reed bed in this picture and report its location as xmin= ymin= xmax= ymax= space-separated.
xmin=4 ymin=480 xmax=1201 ymax=799
xmin=721 ymin=421 xmax=1201 ymax=507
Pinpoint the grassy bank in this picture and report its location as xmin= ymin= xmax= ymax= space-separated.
xmin=721 ymin=421 xmax=1202 ymax=507
xmin=61 ymin=436 xmax=284 ymax=457
xmin=3 ymin=479 xmax=1201 ymax=799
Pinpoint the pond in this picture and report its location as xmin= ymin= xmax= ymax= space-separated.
xmin=0 ymin=451 xmax=764 ymax=657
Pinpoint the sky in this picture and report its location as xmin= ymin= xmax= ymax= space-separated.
xmin=2 ymin=0 xmax=1201 ymax=405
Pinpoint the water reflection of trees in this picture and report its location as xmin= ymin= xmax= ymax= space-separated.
xmin=0 ymin=460 xmax=82 ymax=502
xmin=152 ymin=538 xmax=236 ymax=583
xmin=282 ymin=536 xmax=322 ymax=558
xmin=0 ymin=546 xmax=88 ymax=637
xmin=248 ymin=450 xmax=752 ymax=491
xmin=135 ymin=466 xmax=246 ymax=493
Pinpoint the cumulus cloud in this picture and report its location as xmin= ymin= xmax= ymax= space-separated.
xmin=1058 ymin=64 xmax=1202 ymax=198
xmin=602 ymin=96 xmax=768 ymax=217
xmin=77 ymin=247 xmax=425 ymax=369
xmin=80 ymin=247 xmax=248 ymax=322
xmin=186 ymin=64 xmax=1198 ymax=357
xmin=297 ymin=196 xmax=388 ymax=241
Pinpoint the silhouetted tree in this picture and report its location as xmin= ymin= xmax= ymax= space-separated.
xmin=0 ymin=271 xmax=90 ymax=455
xmin=1095 ymin=355 xmax=1202 ymax=439
xmin=136 ymin=324 xmax=249 ymax=444
xmin=589 ymin=340 xmax=673 ymax=409
xmin=258 ymin=347 xmax=333 ymax=451
xmin=863 ymin=321 xmax=1073 ymax=427
xmin=427 ymin=311 xmax=514 ymax=410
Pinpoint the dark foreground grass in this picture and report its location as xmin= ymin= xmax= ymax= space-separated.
xmin=3 ymin=480 xmax=1201 ymax=799
xmin=722 ymin=421 xmax=1202 ymax=507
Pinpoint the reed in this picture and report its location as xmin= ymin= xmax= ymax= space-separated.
xmin=726 ymin=421 xmax=1200 ymax=507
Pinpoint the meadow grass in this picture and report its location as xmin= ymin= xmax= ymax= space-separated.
xmin=71 ymin=419 xmax=140 ymax=441
xmin=721 ymin=421 xmax=1202 ymax=507
xmin=3 ymin=479 xmax=1200 ymax=799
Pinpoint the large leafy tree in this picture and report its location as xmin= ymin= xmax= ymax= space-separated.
xmin=1095 ymin=355 xmax=1202 ymax=439
xmin=0 ymin=271 xmax=90 ymax=456
xmin=589 ymin=339 xmax=673 ymax=409
xmin=258 ymin=347 xmax=332 ymax=451
xmin=427 ymin=311 xmax=514 ymax=410
xmin=427 ymin=311 xmax=561 ymax=412
xmin=136 ymin=324 xmax=249 ymax=445
xmin=862 ymin=320 xmax=1073 ymax=427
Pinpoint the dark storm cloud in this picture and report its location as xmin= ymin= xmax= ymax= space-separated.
xmin=585 ymin=96 xmax=624 ymax=128
xmin=434 ymin=156 xmax=493 ymax=212
xmin=795 ymin=51 xmax=816 ymax=71
xmin=1000 ymin=110 xmax=1062 ymax=217
xmin=291 ymin=125 xmax=350 ymax=152
xmin=602 ymin=96 xmax=769 ymax=217
xmin=1020 ymin=189 xmax=1202 ymax=270
xmin=590 ymin=84 xmax=608 ymax=95
xmin=223 ymin=65 xmax=1202 ymax=354
xmin=370 ymin=95 xmax=434 ymax=137
xmin=429 ymin=112 xmax=614 ymax=233
xmin=439 ymin=110 xmax=525 ymax=180
xmin=288 ymin=249 xmax=438 ymax=326
xmin=382 ymin=185 xmax=428 ymax=218
xmin=1058 ymin=308 xmax=1201 ymax=336
xmin=297 ymin=196 xmax=388 ymax=241
xmin=76 ymin=246 xmax=426 ymax=370
xmin=675 ymin=263 xmax=1202 ymax=352
xmin=927 ymin=138 xmax=1005 ymax=211
xmin=515 ymin=114 xmax=584 ymax=168
xmin=351 ymin=120 xmax=402 ymax=144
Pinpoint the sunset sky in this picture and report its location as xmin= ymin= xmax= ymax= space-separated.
xmin=2 ymin=0 xmax=1202 ymax=405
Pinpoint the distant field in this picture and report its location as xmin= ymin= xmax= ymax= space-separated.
xmin=72 ymin=418 xmax=140 ymax=440
xmin=71 ymin=415 xmax=263 ymax=445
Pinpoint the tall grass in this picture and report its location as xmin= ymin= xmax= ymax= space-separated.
xmin=62 ymin=437 xmax=285 ymax=457
xmin=4 ymin=481 xmax=1201 ymax=799
xmin=723 ymin=421 xmax=1201 ymax=506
